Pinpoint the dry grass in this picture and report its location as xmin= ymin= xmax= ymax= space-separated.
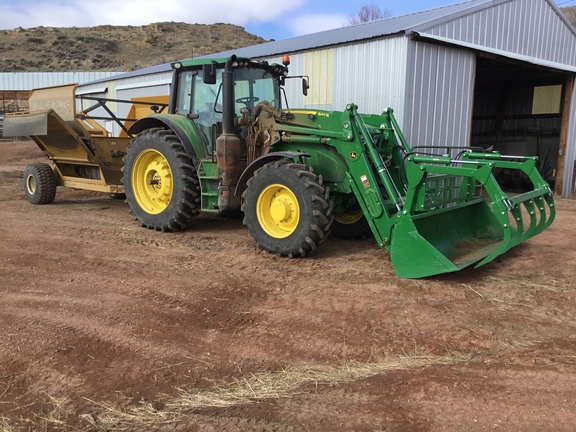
xmin=0 ymin=394 xmax=75 ymax=432
xmin=455 ymin=274 xmax=576 ymax=352
xmin=459 ymin=275 xmax=576 ymax=329
xmin=83 ymin=353 xmax=470 ymax=430
xmin=0 ymin=417 xmax=16 ymax=432
xmin=483 ymin=277 xmax=576 ymax=327
xmin=34 ymin=394 xmax=73 ymax=431
xmin=485 ymin=275 xmax=565 ymax=291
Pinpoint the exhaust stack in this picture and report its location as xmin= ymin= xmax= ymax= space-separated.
xmin=216 ymin=55 xmax=243 ymax=211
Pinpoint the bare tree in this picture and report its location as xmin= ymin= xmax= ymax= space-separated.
xmin=348 ymin=2 xmax=392 ymax=25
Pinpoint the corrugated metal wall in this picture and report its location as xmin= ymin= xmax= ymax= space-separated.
xmin=424 ymin=0 xmax=576 ymax=67
xmin=403 ymin=41 xmax=476 ymax=150
xmin=333 ymin=38 xmax=409 ymax=119
xmin=0 ymin=72 xmax=122 ymax=90
xmin=258 ymin=37 xmax=409 ymax=122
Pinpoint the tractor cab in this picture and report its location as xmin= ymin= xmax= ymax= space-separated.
xmin=170 ymin=56 xmax=287 ymax=155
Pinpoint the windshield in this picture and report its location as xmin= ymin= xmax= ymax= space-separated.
xmin=232 ymin=68 xmax=280 ymax=113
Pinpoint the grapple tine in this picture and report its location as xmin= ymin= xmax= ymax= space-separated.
xmin=536 ymin=193 xmax=555 ymax=233
xmin=509 ymin=188 xmax=555 ymax=242
xmin=521 ymin=198 xmax=538 ymax=240
xmin=474 ymin=186 xmax=555 ymax=268
xmin=509 ymin=202 xmax=524 ymax=248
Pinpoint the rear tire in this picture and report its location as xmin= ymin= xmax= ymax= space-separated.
xmin=331 ymin=208 xmax=371 ymax=239
xmin=242 ymin=161 xmax=333 ymax=257
xmin=122 ymin=127 xmax=200 ymax=231
xmin=23 ymin=162 xmax=57 ymax=205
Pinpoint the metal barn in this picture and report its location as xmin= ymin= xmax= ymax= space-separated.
xmin=78 ymin=0 xmax=576 ymax=197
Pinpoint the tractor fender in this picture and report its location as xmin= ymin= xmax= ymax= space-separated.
xmin=234 ymin=151 xmax=310 ymax=196
xmin=128 ymin=115 xmax=203 ymax=165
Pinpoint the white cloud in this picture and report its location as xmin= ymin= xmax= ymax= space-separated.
xmin=0 ymin=0 xmax=306 ymax=29
xmin=287 ymin=13 xmax=348 ymax=37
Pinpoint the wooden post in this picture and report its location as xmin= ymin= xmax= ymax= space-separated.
xmin=573 ymin=161 xmax=576 ymax=199
xmin=556 ymin=74 xmax=575 ymax=197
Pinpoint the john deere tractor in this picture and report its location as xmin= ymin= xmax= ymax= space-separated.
xmin=120 ymin=54 xmax=555 ymax=278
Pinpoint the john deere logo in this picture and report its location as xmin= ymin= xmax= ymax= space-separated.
xmin=350 ymin=152 xmax=357 ymax=159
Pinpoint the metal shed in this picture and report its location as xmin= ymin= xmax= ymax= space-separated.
xmin=78 ymin=0 xmax=576 ymax=198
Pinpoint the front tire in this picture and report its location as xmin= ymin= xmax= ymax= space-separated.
xmin=242 ymin=161 xmax=333 ymax=257
xmin=23 ymin=162 xmax=57 ymax=205
xmin=122 ymin=127 xmax=200 ymax=231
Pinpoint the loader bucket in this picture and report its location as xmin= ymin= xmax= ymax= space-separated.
xmin=389 ymin=186 xmax=555 ymax=279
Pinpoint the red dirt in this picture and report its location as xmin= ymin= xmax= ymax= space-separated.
xmin=1 ymin=139 xmax=575 ymax=431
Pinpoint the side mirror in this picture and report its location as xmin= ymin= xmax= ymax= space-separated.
xmin=202 ymin=63 xmax=217 ymax=85
xmin=302 ymin=78 xmax=309 ymax=96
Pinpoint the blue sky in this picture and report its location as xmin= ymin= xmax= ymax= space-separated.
xmin=244 ymin=0 xmax=459 ymax=40
xmin=0 ymin=0 xmax=522 ymax=41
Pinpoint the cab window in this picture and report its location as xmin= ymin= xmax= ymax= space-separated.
xmin=233 ymin=68 xmax=279 ymax=114
xmin=175 ymin=71 xmax=194 ymax=114
xmin=192 ymin=70 xmax=223 ymax=126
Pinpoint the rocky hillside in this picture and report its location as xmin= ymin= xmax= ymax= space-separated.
xmin=0 ymin=22 xmax=268 ymax=72
xmin=561 ymin=6 xmax=576 ymax=29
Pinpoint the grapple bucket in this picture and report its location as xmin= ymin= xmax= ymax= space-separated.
xmin=342 ymin=105 xmax=555 ymax=279
xmin=388 ymin=154 xmax=555 ymax=279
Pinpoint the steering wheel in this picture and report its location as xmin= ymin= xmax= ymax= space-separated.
xmin=236 ymin=96 xmax=260 ymax=106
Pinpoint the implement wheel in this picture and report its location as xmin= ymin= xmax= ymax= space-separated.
xmin=122 ymin=127 xmax=200 ymax=231
xmin=242 ymin=160 xmax=333 ymax=257
xmin=23 ymin=162 xmax=57 ymax=205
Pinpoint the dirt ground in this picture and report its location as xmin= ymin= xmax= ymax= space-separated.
xmin=1 ymin=139 xmax=575 ymax=432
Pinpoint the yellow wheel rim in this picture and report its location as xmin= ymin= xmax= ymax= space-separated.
xmin=131 ymin=149 xmax=173 ymax=214
xmin=334 ymin=208 xmax=364 ymax=225
xmin=256 ymin=184 xmax=300 ymax=238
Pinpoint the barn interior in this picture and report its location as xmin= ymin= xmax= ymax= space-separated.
xmin=471 ymin=55 xmax=571 ymax=192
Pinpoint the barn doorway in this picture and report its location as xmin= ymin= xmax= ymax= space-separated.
xmin=471 ymin=56 xmax=570 ymax=192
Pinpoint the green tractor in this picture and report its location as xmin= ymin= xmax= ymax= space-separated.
xmin=120 ymin=54 xmax=554 ymax=278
